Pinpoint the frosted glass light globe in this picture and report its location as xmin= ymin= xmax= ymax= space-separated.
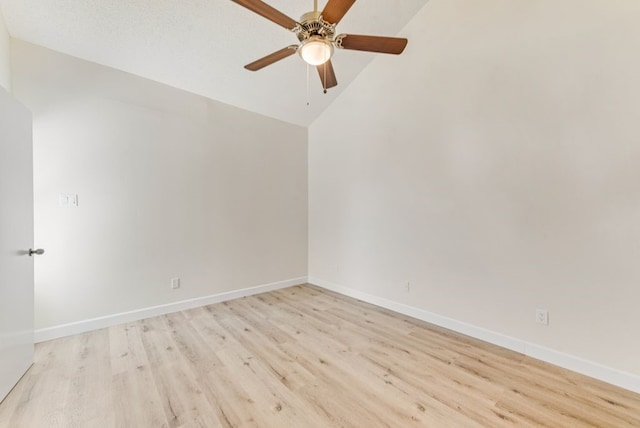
xmin=299 ymin=37 xmax=334 ymax=66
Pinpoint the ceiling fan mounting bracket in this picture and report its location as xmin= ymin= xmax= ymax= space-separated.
xmin=294 ymin=13 xmax=336 ymax=42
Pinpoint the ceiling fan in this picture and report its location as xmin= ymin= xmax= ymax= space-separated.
xmin=232 ymin=0 xmax=408 ymax=93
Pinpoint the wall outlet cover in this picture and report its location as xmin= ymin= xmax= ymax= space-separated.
xmin=536 ymin=309 xmax=549 ymax=325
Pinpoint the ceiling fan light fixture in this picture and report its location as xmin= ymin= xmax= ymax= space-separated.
xmin=298 ymin=36 xmax=334 ymax=66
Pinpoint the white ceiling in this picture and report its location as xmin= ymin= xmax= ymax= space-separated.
xmin=0 ymin=0 xmax=428 ymax=126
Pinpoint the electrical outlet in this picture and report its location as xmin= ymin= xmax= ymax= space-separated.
xmin=171 ymin=278 xmax=180 ymax=290
xmin=536 ymin=309 xmax=549 ymax=325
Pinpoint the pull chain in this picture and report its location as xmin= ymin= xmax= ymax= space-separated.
xmin=323 ymin=62 xmax=327 ymax=94
xmin=306 ymin=64 xmax=310 ymax=106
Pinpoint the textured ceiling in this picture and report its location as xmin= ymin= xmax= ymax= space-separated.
xmin=0 ymin=0 xmax=428 ymax=126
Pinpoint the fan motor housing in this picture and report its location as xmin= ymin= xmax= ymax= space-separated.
xmin=295 ymin=11 xmax=336 ymax=42
xmin=300 ymin=11 xmax=321 ymax=23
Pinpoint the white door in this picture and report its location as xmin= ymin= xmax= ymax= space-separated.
xmin=0 ymin=86 xmax=35 ymax=402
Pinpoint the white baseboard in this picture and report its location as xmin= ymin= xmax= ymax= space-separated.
xmin=34 ymin=277 xmax=308 ymax=343
xmin=309 ymin=277 xmax=640 ymax=395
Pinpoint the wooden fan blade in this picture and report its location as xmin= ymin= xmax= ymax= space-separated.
xmin=337 ymin=34 xmax=408 ymax=54
xmin=232 ymin=0 xmax=298 ymax=30
xmin=244 ymin=46 xmax=297 ymax=71
xmin=321 ymin=0 xmax=356 ymax=25
xmin=317 ymin=60 xmax=338 ymax=91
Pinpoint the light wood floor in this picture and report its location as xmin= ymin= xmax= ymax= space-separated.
xmin=1 ymin=285 xmax=639 ymax=427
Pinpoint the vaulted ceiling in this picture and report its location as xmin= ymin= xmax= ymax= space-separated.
xmin=0 ymin=0 xmax=428 ymax=126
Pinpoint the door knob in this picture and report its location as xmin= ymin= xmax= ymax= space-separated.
xmin=28 ymin=248 xmax=45 ymax=256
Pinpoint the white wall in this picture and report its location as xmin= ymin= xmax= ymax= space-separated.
xmin=0 ymin=8 xmax=10 ymax=91
xmin=12 ymin=40 xmax=308 ymax=330
xmin=309 ymin=0 xmax=640 ymax=377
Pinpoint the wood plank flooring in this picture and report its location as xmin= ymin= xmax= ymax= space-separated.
xmin=1 ymin=284 xmax=639 ymax=427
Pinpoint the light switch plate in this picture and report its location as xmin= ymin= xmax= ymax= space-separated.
xmin=59 ymin=194 xmax=78 ymax=206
